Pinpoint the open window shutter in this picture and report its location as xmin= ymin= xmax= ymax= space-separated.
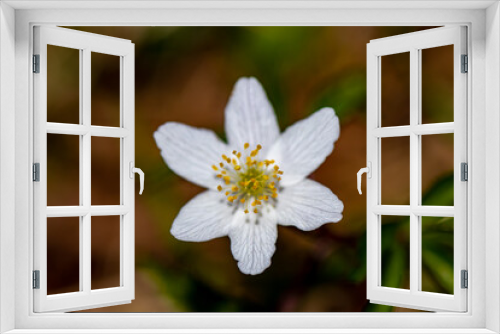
xmin=366 ymin=26 xmax=467 ymax=312
xmin=33 ymin=26 xmax=135 ymax=312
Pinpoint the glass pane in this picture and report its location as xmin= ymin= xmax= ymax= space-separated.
xmin=421 ymin=216 xmax=454 ymax=294
xmin=47 ymin=45 xmax=80 ymax=124
xmin=47 ymin=134 xmax=80 ymax=206
xmin=381 ymin=215 xmax=410 ymax=289
xmin=91 ymin=52 xmax=121 ymax=127
xmin=47 ymin=217 xmax=80 ymax=295
xmin=421 ymin=134 xmax=454 ymax=206
xmin=91 ymin=216 xmax=121 ymax=290
xmin=381 ymin=136 xmax=410 ymax=205
xmin=421 ymin=45 xmax=454 ymax=124
xmin=381 ymin=52 xmax=410 ymax=127
xmin=91 ymin=137 xmax=121 ymax=205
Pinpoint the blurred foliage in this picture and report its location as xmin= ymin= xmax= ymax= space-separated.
xmin=46 ymin=26 xmax=455 ymax=312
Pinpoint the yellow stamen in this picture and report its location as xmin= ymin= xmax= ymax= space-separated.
xmin=212 ymin=143 xmax=283 ymax=212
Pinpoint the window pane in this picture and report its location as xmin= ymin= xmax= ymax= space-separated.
xmin=92 ymin=52 xmax=121 ymax=127
xmin=91 ymin=137 xmax=121 ymax=205
xmin=91 ymin=216 xmax=121 ymax=290
xmin=421 ymin=45 xmax=454 ymax=124
xmin=381 ymin=52 xmax=410 ymax=127
xmin=421 ymin=217 xmax=454 ymax=294
xmin=47 ymin=45 xmax=80 ymax=124
xmin=47 ymin=134 xmax=80 ymax=206
xmin=421 ymin=134 xmax=454 ymax=206
xmin=47 ymin=217 xmax=80 ymax=295
xmin=381 ymin=136 xmax=410 ymax=205
xmin=381 ymin=215 xmax=410 ymax=290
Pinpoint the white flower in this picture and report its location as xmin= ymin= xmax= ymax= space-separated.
xmin=154 ymin=77 xmax=344 ymax=275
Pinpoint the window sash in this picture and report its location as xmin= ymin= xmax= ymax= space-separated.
xmin=366 ymin=26 xmax=468 ymax=312
xmin=32 ymin=26 xmax=135 ymax=313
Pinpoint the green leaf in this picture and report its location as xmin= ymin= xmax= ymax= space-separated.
xmin=422 ymin=173 xmax=454 ymax=206
xmin=421 ymin=247 xmax=454 ymax=294
xmin=310 ymin=71 xmax=366 ymax=120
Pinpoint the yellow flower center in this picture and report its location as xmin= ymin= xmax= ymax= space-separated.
xmin=212 ymin=143 xmax=283 ymax=214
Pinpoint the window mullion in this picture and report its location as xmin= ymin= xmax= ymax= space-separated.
xmin=409 ymin=48 xmax=420 ymax=294
xmin=81 ymin=47 xmax=92 ymax=294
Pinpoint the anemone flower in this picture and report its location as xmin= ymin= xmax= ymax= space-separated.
xmin=154 ymin=77 xmax=343 ymax=275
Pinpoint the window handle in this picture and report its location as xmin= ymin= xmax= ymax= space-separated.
xmin=129 ymin=162 xmax=144 ymax=195
xmin=357 ymin=162 xmax=371 ymax=195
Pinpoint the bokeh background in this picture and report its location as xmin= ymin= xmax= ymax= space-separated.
xmin=45 ymin=26 xmax=454 ymax=312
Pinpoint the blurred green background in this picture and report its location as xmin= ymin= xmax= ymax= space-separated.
xmin=45 ymin=26 xmax=455 ymax=312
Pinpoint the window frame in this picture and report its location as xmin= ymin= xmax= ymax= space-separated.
xmin=366 ymin=26 xmax=468 ymax=312
xmin=0 ymin=2 xmax=498 ymax=333
xmin=33 ymin=25 xmax=136 ymax=313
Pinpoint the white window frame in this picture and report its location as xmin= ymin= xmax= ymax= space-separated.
xmin=33 ymin=26 xmax=136 ymax=313
xmin=366 ymin=26 xmax=468 ymax=312
xmin=0 ymin=1 xmax=499 ymax=333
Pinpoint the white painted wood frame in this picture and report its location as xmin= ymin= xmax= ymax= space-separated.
xmin=366 ymin=26 xmax=468 ymax=312
xmin=32 ymin=26 xmax=135 ymax=313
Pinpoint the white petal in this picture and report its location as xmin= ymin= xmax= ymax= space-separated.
xmin=154 ymin=122 xmax=229 ymax=190
xmin=224 ymin=77 xmax=280 ymax=155
xmin=170 ymin=190 xmax=233 ymax=242
xmin=228 ymin=207 xmax=278 ymax=275
xmin=267 ymin=108 xmax=340 ymax=186
xmin=276 ymin=179 xmax=343 ymax=231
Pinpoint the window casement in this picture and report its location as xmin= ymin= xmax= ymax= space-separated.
xmin=363 ymin=26 xmax=468 ymax=312
xmin=32 ymin=26 xmax=137 ymax=312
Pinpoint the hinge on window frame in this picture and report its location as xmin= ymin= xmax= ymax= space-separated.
xmin=461 ymin=54 xmax=468 ymax=73
xmin=33 ymin=54 xmax=40 ymax=73
xmin=33 ymin=163 xmax=40 ymax=182
xmin=33 ymin=270 xmax=40 ymax=289
xmin=461 ymin=162 xmax=468 ymax=181
xmin=461 ymin=270 xmax=468 ymax=289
